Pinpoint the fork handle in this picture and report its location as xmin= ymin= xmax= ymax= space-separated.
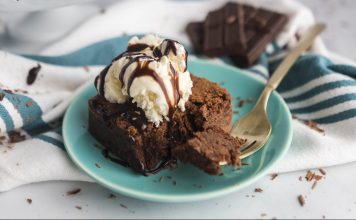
xmin=258 ymin=23 xmax=326 ymax=109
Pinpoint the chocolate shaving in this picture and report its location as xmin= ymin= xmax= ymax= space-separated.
xmin=270 ymin=173 xmax=278 ymax=180
xmin=305 ymin=170 xmax=315 ymax=182
xmin=254 ymin=188 xmax=263 ymax=193
xmin=311 ymin=181 xmax=318 ymax=190
xmin=9 ymin=131 xmax=26 ymax=143
xmin=26 ymin=198 xmax=32 ymax=204
xmin=319 ymin=168 xmax=326 ymax=175
xmin=0 ymin=93 xmax=5 ymax=101
xmin=66 ymin=188 xmax=81 ymax=196
xmin=298 ymin=195 xmax=305 ymax=207
xmin=27 ymin=64 xmax=41 ymax=85
xmin=75 ymin=206 xmax=82 ymax=210
xmin=120 ymin=204 xmax=128 ymax=209
xmin=307 ymin=120 xmax=325 ymax=135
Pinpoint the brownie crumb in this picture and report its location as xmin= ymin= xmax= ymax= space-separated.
xmin=0 ymin=93 xmax=5 ymax=101
xmin=238 ymin=100 xmax=245 ymax=108
xmin=255 ymin=188 xmax=263 ymax=193
xmin=298 ymin=195 xmax=305 ymax=207
xmin=270 ymin=173 xmax=278 ymax=180
xmin=75 ymin=206 xmax=82 ymax=210
xmin=311 ymin=181 xmax=318 ymax=190
xmin=66 ymin=188 xmax=81 ymax=196
xmin=27 ymin=64 xmax=41 ymax=85
xmin=307 ymin=120 xmax=325 ymax=135
xmin=26 ymin=198 xmax=32 ymax=204
xmin=108 ymin=193 xmax=117 ymax=199
xmin=319 ymin=168 xmax=326 ymax=175
xmin=26 ymin=101 xmax=33 ymax=107
xmin=314 ymin=174 xmax=323 ymax=181
xmin=9 ymin=131 xmax=26 ymax=143
xmin=120 ymin=204 xmax=128 ymax=209
xmin=95 ymin=163 xmax=101 ymax=168
xmin=172 ymin=181 xmax=177 ymax=186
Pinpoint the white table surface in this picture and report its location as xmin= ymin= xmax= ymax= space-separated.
xmin=0 ymin=0 xmax=356 ymax=219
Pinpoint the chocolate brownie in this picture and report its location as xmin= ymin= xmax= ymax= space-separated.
xmin=88 ymin=75 xmax=232 ymax=175
xmin=172 ymin=127 xmax=245 ymax=175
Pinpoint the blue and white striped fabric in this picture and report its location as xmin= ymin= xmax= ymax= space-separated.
xmin=1 ymin=0 xmax=355 ymax=192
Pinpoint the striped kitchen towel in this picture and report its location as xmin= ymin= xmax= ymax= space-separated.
xmin=0 ymin=0 xmax=356 ymax=192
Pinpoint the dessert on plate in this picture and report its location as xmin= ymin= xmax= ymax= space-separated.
xmin=89 ymin=34 xmax=245 ymax=175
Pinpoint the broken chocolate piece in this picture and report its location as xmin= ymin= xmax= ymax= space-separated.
xmin=27 ymin=64 xmax=41 ymax=85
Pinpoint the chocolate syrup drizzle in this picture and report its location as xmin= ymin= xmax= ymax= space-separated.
xmin=94 ymin=38 xmax=188 ymax=175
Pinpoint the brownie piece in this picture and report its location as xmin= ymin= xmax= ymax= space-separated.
xmin=172 ymin=127 xmax=245 ymax=175
xmin=88 ymin=75 xmax=232 ymax=175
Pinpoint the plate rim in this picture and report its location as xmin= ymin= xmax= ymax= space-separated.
xmin=63 ymin=58 xmax=293 ymax=203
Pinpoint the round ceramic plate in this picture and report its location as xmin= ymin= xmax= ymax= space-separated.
xmin=63 ymin=58 xmax=293 ymax=203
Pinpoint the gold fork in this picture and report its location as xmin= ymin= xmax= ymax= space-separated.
xmin=230 ymin=24 xmax=326 ymax=159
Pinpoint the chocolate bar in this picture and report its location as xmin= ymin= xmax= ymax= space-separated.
xmin=186 ymin=3 xmax=288 ymax=67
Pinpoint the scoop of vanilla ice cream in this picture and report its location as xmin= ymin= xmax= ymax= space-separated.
xmin=95 ymin=35 xmax=193 ymax=126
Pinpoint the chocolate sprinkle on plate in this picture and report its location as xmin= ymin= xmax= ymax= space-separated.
xmin=66 ymin=188 xmax=81 ymax=196
xmin=27 ymin=64 xmax=41 ymax=85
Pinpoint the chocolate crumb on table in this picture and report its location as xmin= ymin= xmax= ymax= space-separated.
xmin=75 ymin=206 xmax=82 ymax=210
xmin=311 ymin=181 xmax=318 ymax=190
xmin=27 ymin=64 xmax=42 ymax=85
xmin=255 ymin=188 xmax=263 ymax=193
xmin=120 ymin=204 xmax=128 ymax=209
xmin=66 ymin=188 xmax=81 ymax=196
xmin=319 ymin=168 xmax=327 ymax=175
xmin=26 ymin=198 xmax=32 ymax=204
xmin=298 ymin=195 xmax=305 ymax=207
xmin=108 ymin=193 xmax=117 ymax=199
xmin=307 ymin=120 xmax=325 ymax=135
xmin=270 ymin=173 xmax=278 ymax=180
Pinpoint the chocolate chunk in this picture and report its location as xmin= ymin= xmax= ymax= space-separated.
xmin=186 ymin=3 xmax=288 ymax=67
xmin=27 ymin=64 xmax=41 ymax=85
xmin=203 ymin=3 xmax=246 ymax=56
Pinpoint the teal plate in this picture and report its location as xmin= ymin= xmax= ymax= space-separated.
xmin=63 ymin=58 xmax=292 ymax=203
